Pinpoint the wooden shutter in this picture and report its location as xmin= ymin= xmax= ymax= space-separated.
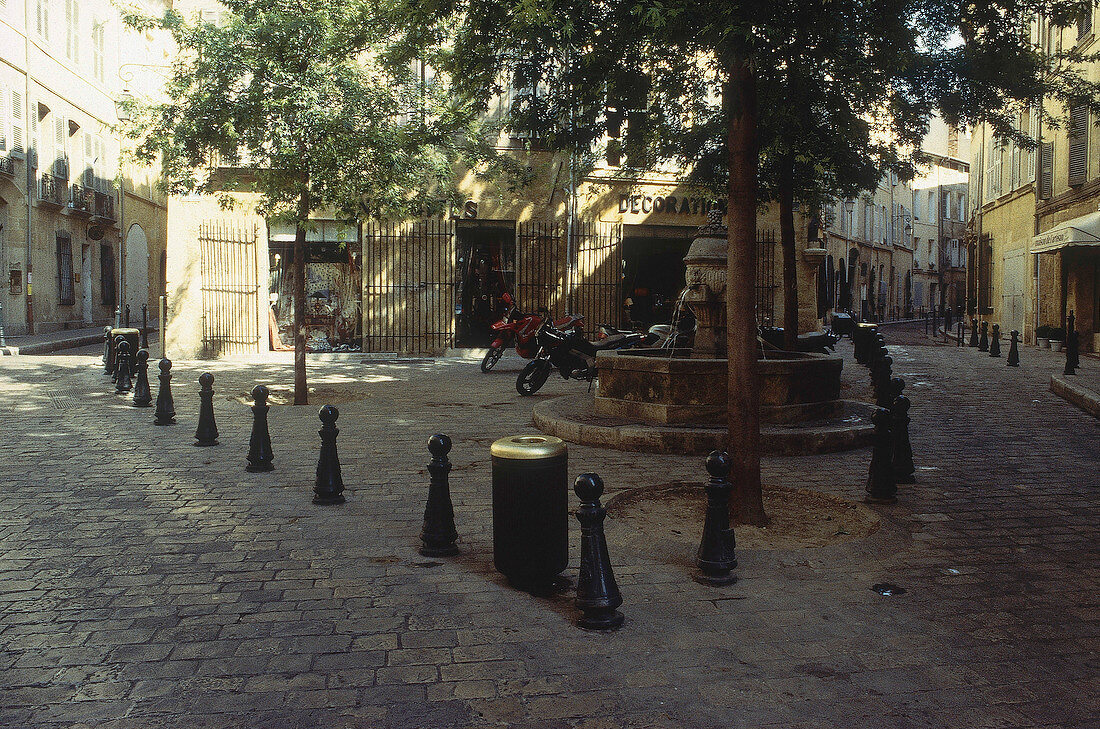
xmin=1040 ymin=141 xmax=1054 ymax=199
xmin=83 ymin=132 xmax=93 ymax=186
xmin=10 ymin=90 xmax=23 ymax=156
xmin=1068 ymin=106 xmax=1088 ymax=187
xmin=54 ymin=116 xmax=67 ymax=178
xmin=1078 ymin=9 xmax=1093 ymax=40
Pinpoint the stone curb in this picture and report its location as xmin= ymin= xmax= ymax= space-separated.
xmin=1050 ymin=374 xmax=1100 ymax=419
xmin=0 ymin=332 xmax=106 ymax=356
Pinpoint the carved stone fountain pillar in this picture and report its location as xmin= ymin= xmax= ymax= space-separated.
xmin=683 ymin=210 xmax=728 ymax=359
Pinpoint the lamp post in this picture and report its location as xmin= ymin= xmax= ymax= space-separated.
xmin=844 ymin=199 xmax=856 ymax=238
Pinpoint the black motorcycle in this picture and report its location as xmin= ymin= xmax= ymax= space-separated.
xmin=516 ymin=315 xmax=648 ymax=395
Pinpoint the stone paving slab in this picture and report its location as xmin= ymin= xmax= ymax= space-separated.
xmin=0 ymin=326 xmax=1097 ymax=728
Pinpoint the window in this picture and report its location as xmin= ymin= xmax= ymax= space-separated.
xmin=1078 ymin=7 xmax=1093 ymax=42
xmin=35 ymin=0 xmax=49 ymax=39
xmin=8 ymin=89 xmax=24 ymax=156
xmin=52 ymin=115 xmax=68 ymax=179
xmin=927 ymin=190 xmax=935 ymax=220
xmin=65 ymin=0 xmax=78 ymax=61
xmin=1068 ymin=105 xmax=1088 ymax=187
xmin=92 ymin=21 xmax=105 ymax=82
xmin=959 ymin=194 xmax=966 ymax=219
xmin=57 ymin=233 xmax=74 ymax=305
xmin=100 ymin=243 xmax=115 ymax=305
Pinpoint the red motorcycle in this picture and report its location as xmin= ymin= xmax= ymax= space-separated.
xmin=481 ymin=294 xmax=584 ymax=372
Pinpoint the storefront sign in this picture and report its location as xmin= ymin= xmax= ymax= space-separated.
xmin=617 ymin=195 xmax=726 ymax=216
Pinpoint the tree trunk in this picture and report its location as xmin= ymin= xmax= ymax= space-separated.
xmin=725 ymin=57 xmax=767 ymax=527
xmin=293 ymin=187 xmax=310 ymax=405
xmin=779 ymin=156 xmax=798 ymax=351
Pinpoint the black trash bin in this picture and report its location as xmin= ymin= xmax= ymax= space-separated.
xmin=490 ymin=435 xmax=569 ymax=592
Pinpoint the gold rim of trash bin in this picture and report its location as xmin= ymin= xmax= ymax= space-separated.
xmin=490 ymin=435 xmax=567 ymax=460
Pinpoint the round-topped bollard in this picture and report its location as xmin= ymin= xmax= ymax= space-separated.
xmin=246 ymin=385 xmax=274 ymax=472
xmin=194 ymin=372 xmax=219 ymax=446
xmin=695 ymin=451 xmax=737 ymax=586
xmin=313 ymin=405 xmax=345 ymax=504
xmin=574 ymin=473 xmax=624 ymax=631
xmin=420 ymin=434 xmax=459 ymax=557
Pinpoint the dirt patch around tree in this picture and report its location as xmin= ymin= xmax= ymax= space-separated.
xmin=605 ymin=483 xmax=879 ymax=552
xmin=229 ymin=384 xmax=377 ymax=406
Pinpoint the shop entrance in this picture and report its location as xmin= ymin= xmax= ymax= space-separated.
xmin=620 ymin=225 xmax=695 ymax=329
xmin=455 ymin=221 xmax=515 ymax=347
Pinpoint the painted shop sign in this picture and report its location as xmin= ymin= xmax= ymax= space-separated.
xmin=617 ymin=195 xmax=726 ymax=215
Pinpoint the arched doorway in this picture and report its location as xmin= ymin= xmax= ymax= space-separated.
xmin=125 ymin=224 xmax=149 ymax=316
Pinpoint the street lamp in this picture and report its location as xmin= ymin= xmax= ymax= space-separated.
xmin=843 ymin=199 xmax=855 ymax=237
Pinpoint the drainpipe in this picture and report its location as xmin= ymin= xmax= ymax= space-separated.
xmin=24 ymin=0 xmax=33 ymax=334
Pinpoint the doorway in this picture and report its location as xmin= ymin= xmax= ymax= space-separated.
xmin=455 ymin=221 xmax=515 ymax=347
xmin=621 ymin=225 xmax=695 ymax=329
xmin=81 ymin=244 xmax=92 ymax=324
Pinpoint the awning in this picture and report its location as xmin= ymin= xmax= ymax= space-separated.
xmin=1031 ymin=210 xmax=1100 ymax=253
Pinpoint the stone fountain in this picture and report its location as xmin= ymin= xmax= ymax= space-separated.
xmin=532 ymin=213 xmax=875 ymax=455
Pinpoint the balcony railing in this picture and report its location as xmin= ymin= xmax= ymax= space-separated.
xmin=93 ymin=188 xmax=117 ymax=222
xmin=69 ymin=183 xmax=95 ymax=215
xmin=38 ymin=173 xmax=67 ymax=206
xmin=0 ymin=155 xmax=14 ymax=177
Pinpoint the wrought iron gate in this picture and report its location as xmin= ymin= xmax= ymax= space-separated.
xmin=362 ymin=220 xmax=455 ymax=354
xmin=199 ymin=222 xmax=260 ymax=356
xmin=516 ymin=221 xmax=567 ymax=316
xmin=572 ymin=221 xmax=622 ymax=327
xmin=755 ymin=229 xmax=778 ymax=326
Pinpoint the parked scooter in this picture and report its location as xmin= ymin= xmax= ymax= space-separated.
xmin=481 ymin=294 xmax=584 ymax=372
xmin=516 ymin=314 xmax=648 ymax=395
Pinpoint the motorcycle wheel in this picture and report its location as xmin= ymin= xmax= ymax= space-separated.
xmin=516 ymin=359 xmax=552 ymax=396
xmin=480 ymin=343 xmax=507 ymax=373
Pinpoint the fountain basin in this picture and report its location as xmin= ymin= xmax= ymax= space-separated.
xmin=593 ymin=349 xmax=844 ymax=425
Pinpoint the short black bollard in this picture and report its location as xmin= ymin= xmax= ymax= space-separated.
xmin=874 ymin=355 xmax=894 ymax=408
xmin=246 ymin=385 xmax=274 ymax=472
xmin=154 ymin=358 xmax=177 ymax=425
xmin=140 ymin=304 xmax=150 ymax=350
xmin=420 ymin=434 xmax=459 ymax=557
xmin=115 ymin=341 xmax=133 ymax=393
xmin=1064 ymin=330 xmax=1079 ymax=376
xmin=890 ymin=380 xmax=915 ymax=484
xmin=112 ymin=335 xmax=123 ymax=382
xmin=194 ymin=372 xmax=219 ymax=446
xmin=124 ymin=304 xmax=131 ymax=328
xmin=102 ymin=326 xmax=113 ymax=372
xmin=957 ymin=320 xmax=964 ymax=347
xmin=978 ymin=321 xmax=989 ymax=351
xmin=313 ymin=405 xmax=345 ymax=505
xmin=924 ymin=312 xmax=929 ymax=336
xmin=132 ymin=350 xmax=153 ymax=407
xmin=969 ymin=318 xmax=979 ymax=347
xmin=114 ymin=306 xmax=121 ymax=329
xmin=865 ymin=408 xmax=897 ymax=504
xmin=989 ymin=324 xmax=1001 ymax=357
xmin=574 ymin=473 xmax=624 ymax=631
xmin=1007 ymin=330 xmax=1020 ymax=367
xmin=694 ymin=451 xmax=737 ymax=586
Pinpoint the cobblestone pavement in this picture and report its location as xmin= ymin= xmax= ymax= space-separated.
xmin=0 ymin=333 xmax=1097 ymax=728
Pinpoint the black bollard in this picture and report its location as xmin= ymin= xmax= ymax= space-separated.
xmin=245 ymin=385 xmax=274 ymax=472
xmin=154 ymin=358 xmax=177 ymax=425
xmin=194 ymin=372 xmax=219 ymax=446
xmin=694 ymin=451 xmax=737 ymax=586
xmin=978 ymin=321 xmax=989 ymax=351
xmin=1007 ymin=330 xmax=1020 ymax=367
xmin=124 ymin=304 xmax=130 ymax=328
xmin=1064 ymin=330 xmax=1079 ymax=376
xmin=111 ymin=335 xmax=123 ymax=382
xmin=420 ymin=434 xmax=459 ymax=557
xmin=865 ymin=408 xmax=897 ymax=504
xmin=890 ymin=379 xmax=915 ymax=484
xmin=102 ymin=326 xmax=113 ymax=372
xmin=114 ymin=306 xmax=121 ymax=329
xmin=140 ymin=304 xmax=149 ymax=350
xmin=924 ymin=312 xmax=929 ymax=336
xmin=131 ymin=350 xmax=153 ymax=407
xmin=969 ymin=318 xmax=979 ymax=347
xmin=989 ymin=324 xmax=1001 ymax=357
xmin=574 ymin=473 xmax=624 ymax=631
xmin=115 ymin=341 xmax=133 ymax=393
xmin=957 ymin=320 xmax=964 ymax=347
xmin=874 ymin=355 xmax=894 ymax=408
xmin=313 ymin=405 xmax=345 ymax=505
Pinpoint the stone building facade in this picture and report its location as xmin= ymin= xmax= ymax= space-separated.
xmin=0 ymin=0 xmax=168 ymax=338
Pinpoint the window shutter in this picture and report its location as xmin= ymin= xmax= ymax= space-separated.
xmin=0 ymin=84 xmax=7 ymax=152
xmin=1027 ymin=107 xmax=1039 ymax=182
xmin=1078 ymin=9 xmax=1093 ymax=40
xmin=84 ymin=132 xmax=93 ymax=186
xmin=10 ymin=90 xmax=23 ymax=156
xmin=1068 ymin=106 xmax=1088 ymax=187
xmin=1040 ymin=141 xmax=1054 ymax=199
